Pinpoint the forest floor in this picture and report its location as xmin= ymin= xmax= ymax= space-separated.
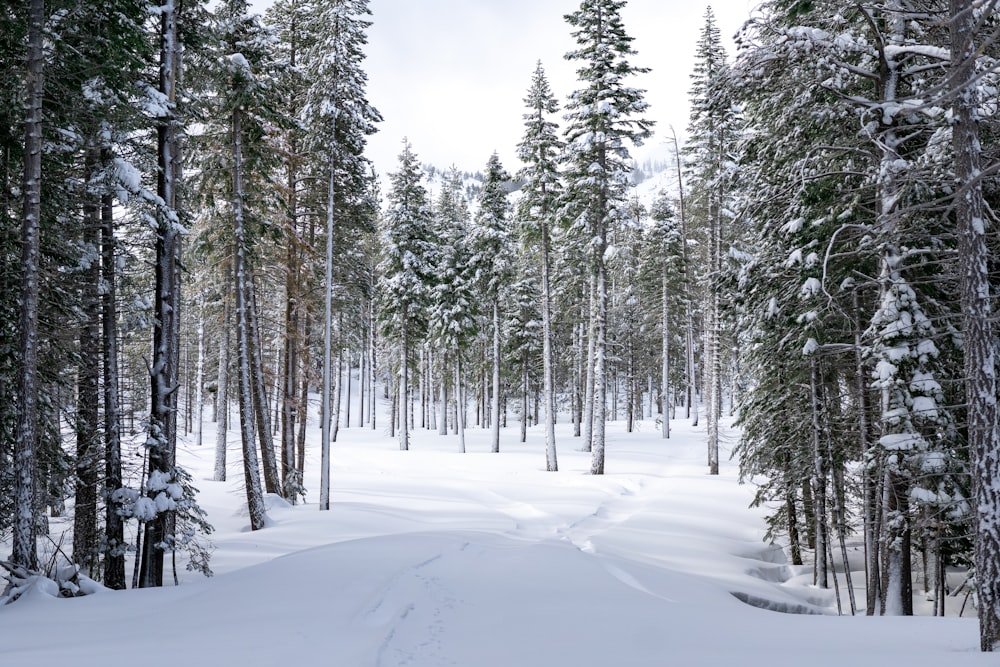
xmin=0 ymin=402 xmax=992 ymax=665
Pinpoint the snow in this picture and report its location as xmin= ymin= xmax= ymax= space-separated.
xmin=0 ymin=404 xmax=989 ymax=665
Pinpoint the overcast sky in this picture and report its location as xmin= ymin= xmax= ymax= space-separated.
xmin=362 ymin=1 xmax=756 ymax=176
xmin=254 ymin=1 xmax=757 ymax=175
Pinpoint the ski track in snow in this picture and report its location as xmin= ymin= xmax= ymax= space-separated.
xmin=2 ymin=415 xmax=991 ymax=665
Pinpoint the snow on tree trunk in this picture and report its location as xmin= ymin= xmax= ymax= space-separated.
xmin=11 ymin=0 xmax=45 ymax=574
xmin=74 ymin=150 xmax=102 ymax=575
xmin=247 ymin=276 xmax=279 ymax=495
xmin=101 ymin=185 xmax=125 ymax=589
xmin=320 ymin=164 xmax=335 ymax=508
xmin=951 ymin=0 xmax=1000 ymax=650
xmin=456 ymin=354 xmax=466 ymax=454
xmin=582 ymin=283 xmax=596 ymax=452
xmin=140 ymin=0 xmax=183 ymax=586
xmin=491 ymin=303 xmax=501 ymax=453
xmin=591 ymin=253 xmax=609 ymax=476
xmin=661 ymin=256 xmax=670 ymax=440
xmin=399 ymin=317 xmax=410 ymax=451
xmin=215 ymin=263 xmax=232 ymax=483
xmin=541 ymin=220 xmax=558 ymax=471
xmin=232 ymin=107 xmax=266 ymax=532
xmin=195 ymin=292 xmax=205 ymax=447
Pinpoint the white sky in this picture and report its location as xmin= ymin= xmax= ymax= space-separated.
xmin=362 ymin=0 xmax=755 ymax=176
xmin=251 ymin=1 xmax=758 ymax=175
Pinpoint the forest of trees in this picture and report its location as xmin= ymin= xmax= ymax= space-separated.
xmin=2 ymin=0 xmax=1000 ymax=652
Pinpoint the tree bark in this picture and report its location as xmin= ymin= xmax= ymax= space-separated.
xmin=74 ymin=150 xmax=101 ymax=575
xmin=101 ymin=181 xmax=125 ymax=589
xmin=232 ymin=107 xmax=266 ymax=531
xmin=139 ymin=0 xmax=182 ymax=586
xmin=951 ymin=0 xmax=1000 ymax=649
xmin=491 ymin=302 xmax=501 ymax=453
xmin=214 ymin=259 xmax=232 ymax=483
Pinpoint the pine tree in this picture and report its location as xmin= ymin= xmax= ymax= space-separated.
xmin=427 ymin=168 xmax=476 ymax=452
xmin=469 ymin=153 xmax=514 ymax=454
xmin=685 ymin=6 xmax=736 ymax=476
xmin=378 ymin=140 xmax=434 ymax=451
xmin=517 ymin=61 xmax=562 ymax=471
xmin=300 ymin=0 xmax=381 ymax=505
xmin=562 ymin=0 xmax=653 ymax=474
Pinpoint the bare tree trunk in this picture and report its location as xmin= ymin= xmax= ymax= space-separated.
xmin=140 ymin=0 xmax=183 ymax=586
xmin=247 ymin=276 xmax=279 ymax=494
xmin=232 ymin=107 xmax=266 ymax=531
xmin=320 ymin=164 xmax=335 ymax=509
xmin=74 ymin=150 xmax=102 ymax=575
xmin=214 ymin=261 xmax=231 ymax=483
xmin=439 ymin=351 xmax=449 ymax=435
xmin=12 ymin=0 xmax=45 ymax=574
xmin=582 ymin=290 xmax=596 ymax=451
xmin=661 ymin=257 xmax=670 ymax=439
xmin=541 ymin=212 xmax=557 ymax=469
xmin=951 ymin=0 xmax=1000 ymax=650
xmin=590 ymin=241 xmax=608 ymax=475
xmin=670 ymin=127 xmax=697 ymax=425
xmin=194 ymin=291 xmax=206 ymax=447
xmin=101 ymin=183 xmax=125 ymax=589
xmin=399 ymin=308 xmax=410 ymax=451
xmin=810 ymin=356 xmax=828 ymax=589
xmin=455 ymin=353 xmax=466 ymax=453
xmin=491 ymin=303 xmax=501 ymax=453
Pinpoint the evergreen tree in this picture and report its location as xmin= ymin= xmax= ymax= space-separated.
xmin=685 ymin=6 xmax=737 ymax=476
xmin=517 ymin=61 xmax=562 ymax=471
xmin=469 ymin=153 xmax=513 ymax=454
xmin=427 ymin=168 xmax=476 ymax=452
xmin=300 ymin=0 xmax=381 ymax=506
xmin=378 ymin=140 xmax=434 ymax=451
xmin=562 ymin=0 xmax=653 ymax=474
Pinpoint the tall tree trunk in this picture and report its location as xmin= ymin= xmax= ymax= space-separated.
xmin=232 ymin=107 xmax=266 ymax=532
xmin=194 ymin=291 xmax=206 ymax=447
xmin=214 ymin=260 xmax=232 ymax=483
xmin=455 ymin=352 xmax=466 ymax=453
xmin=333 ymin=312 xmax=344 ymax=441
xmin=661 ymin=258 xmax=670 ymax=439
xmin=854 ymin=289 xmax=880 ymax=615
xmin=320 ymin=163 xmax=335 ymax=508
xmin=399 ymin=314 xmax=410 ymax=451
xmin=490 ymin=303 xmax=501 ymax=453
xmin=540 ymin=216 xmax=557 ymax=470
xmin=247 ymin=277 xmax=279 ymax=495
xmin=809 ymin=357 xmax=828 ymax=589
xmin=520 ymin=353 xmax=528 ymax=443
xmin=951 ymin=0 xmax=1000 ymax=648
xmin=101 ymin=183 xmax=125 ymax=589
xmin=439 ymin=352 xmax=448 ymax=435
xmin=74 ymin=150 xmax=101 ymax=575
xmin=582 ymin=289 xmax=596 ymax=451
xmin=140 ymin=0 xmax=182 ymax=586
xmin=590 ymin=237 xmax=609 ymax=475
xmin=12 ymin=0 xmax=45 ymax=574
xmin=671 ymin=127 xmax=697 ymax=425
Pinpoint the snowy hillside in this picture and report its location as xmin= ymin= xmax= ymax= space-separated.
xmin=0 ymin=403 xmax=989 ymax=666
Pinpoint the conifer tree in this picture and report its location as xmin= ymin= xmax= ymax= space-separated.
xmin=469 ymin=153 xmax=514 ymax=454
xmin=378 ymin=140 xmax=434 ymax=451
xmin=685 ymin=6 xmax=736 ymax=476
xmin=428 ymin=168 xmax=476 ymax=452
xmin=517 ymin=61 xmax=562 ymax=471
xmin=562 ymin=0 xmax=653 ymax=474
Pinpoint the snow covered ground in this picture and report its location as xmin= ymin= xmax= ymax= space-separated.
xmin=0 ymin=405 xmax=993 ymax=665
